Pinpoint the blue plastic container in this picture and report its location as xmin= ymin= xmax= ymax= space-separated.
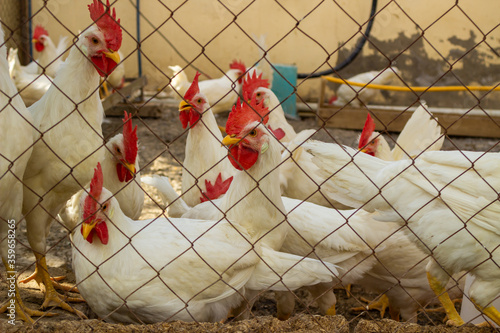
xmin=271 ymin=64 xmax=298 ymax=119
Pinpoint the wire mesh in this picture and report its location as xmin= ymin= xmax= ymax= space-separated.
xmin=0 ymin=0 xmax=499 ymax=331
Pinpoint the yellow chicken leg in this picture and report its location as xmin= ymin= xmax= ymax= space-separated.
xmin=471 ymin=298 xmax=500 ymax=327
xmin=0 ymin=259 xmax=57 ymax=322
xmin=427 ymin=272 xmax=464 ymax=326
xmin=27 ymin=253 xmax=87 ymax=318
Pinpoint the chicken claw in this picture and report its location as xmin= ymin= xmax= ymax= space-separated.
xmin=25 ymin=253 xmax=87 ymax=318
xmin=351 ymin=294 xmax=398 ymax=320
xmin=1 ymin=259 xmax=57 ymax=322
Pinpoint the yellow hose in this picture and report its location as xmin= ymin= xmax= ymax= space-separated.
xmin=322 ymin=76 xmax=500 ymax=92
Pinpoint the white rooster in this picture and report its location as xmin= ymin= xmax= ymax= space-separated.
xmin=72 ymin=165 xmax=337 ymax=321
xmin=170 ymin=60 xmax=247 ymax=114
xmin=358 ymin=105 xmax=444 ymax=160
xmin=166 ymin=81 xmax=392 ymax=319
xmin=178 ymin=72 xmax=235 ymax=208
xmin=60 ymin=111 xmax=144 ymax=231
xmin=302 ymin=141 xmax=500 ymax=326
xmin=333 ymin=67 xmax=400 ymax=107
xmin=20 ymin=0 xmax=122 ymax=316
xmin=0 ymin=25 xmax=45 ymax=322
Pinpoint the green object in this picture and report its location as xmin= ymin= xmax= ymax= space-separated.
xmin=271 ymin=64 xmax=298 ymax=119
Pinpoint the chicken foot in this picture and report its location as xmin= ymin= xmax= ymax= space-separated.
xmin=0 ymin=259 xmax=57 ymax=322
xmin=20 ymin=267 xmax=78 ymax=293
xmin=24 ymin=253 xmax=87 ymax=318
xmin=351 ymin=294 xmax=399 ymax=320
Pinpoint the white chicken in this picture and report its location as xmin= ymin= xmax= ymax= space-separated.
xmin=302 ymin=141 xmax=500 ymax=326
xmin=20 ymin=0 xmax=122 ymax=316
xmin=333 ymin=67 xmax=400 ymax=107
xmin=60 ymin=111 xmax=144 ymax=231
xmin=358 ymin=104 xmax=444 ymax=160
xmin=30 ymin=24 xmax=68 ymax=78
xmin=0 ymin=25 xmax=45 ymax=322
xmin=170 ymin=60 xmax=247 ymax=114
xmin=178 ymin=72 xmax=235 ymax=208
xmin=72 ymin=165 xmax=337 ymax=321
xmin=242 ymin=73 xmax=351 ymax=209
xmin=168 ymin=80 xmax=392 ymax=320
xmin=8 ymin=48 xmax=53 ymax=106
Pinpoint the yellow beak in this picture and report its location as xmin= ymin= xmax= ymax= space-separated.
xmin=82 ymin=220 xmax=98 ymax=239
xmin=222 ymin=134 xmax=241 ymax=146
xmin=103 ymin=50 xmax=120 ymax=64
xmin=32 ymin=39 xmax=38 ymax=44
xmin=123 ymin=161 xmax=136 ymax=175
xmin=179 ymin=100 xmax=192 ymax=112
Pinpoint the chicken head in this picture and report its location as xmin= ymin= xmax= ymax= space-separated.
xmin=81 ymin=163 xmax=109 ymax=245
xmin=33 ymin=25 xmax=49 ymax=52
xmin=85 ymin=0 xmax=122 ymax=77
xmin=178 ymin=72 xmax=208 ymax=129
xmin=222 ymin=96 xmax=273 ymax=170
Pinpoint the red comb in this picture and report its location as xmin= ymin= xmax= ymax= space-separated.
xmin=122 ymin=111 xmax=138 ymax=164
xmin=33 ymin=25 xmax=48 ymax=40
xmin=226 ymin=96 xmax=270 ymax=136
xmin=230 ymin=60 xmax=246 ymax=73
xmin=200 ymin=174 xmax=233 ymax=203
xmin=242 ymin=71 xmax=270 ymax=98
xmin=358 ymin=114 xmax=376 ymax=149
xmin=83 ymin=163 xmax=104 ymax=221
xmin=184 ymin=72 xmax=201 ymax=102
xmin=88 ymin=0 xmax=122 ymax=51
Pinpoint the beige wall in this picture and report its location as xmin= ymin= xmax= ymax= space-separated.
xmin=24 ymin=0 xmax=500 ymax=105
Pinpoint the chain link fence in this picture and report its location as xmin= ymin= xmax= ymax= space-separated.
xmin=1 ymin=0 xmax=499 ymax=331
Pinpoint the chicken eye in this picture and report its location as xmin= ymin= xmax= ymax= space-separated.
xmin=197 ymin=98 xmax=203 ymax=104
xmin=92 ymin=37 xmax=99 ymax=45
xmin=102 ymin=203 xmax=108 ymax=211
xmin=249 ymin=129 xmax=257 ymax=137
xmin=115 ymin=147 xmax=121 ymax=154
xmin=256 ymin=92 xmax=261 ymax=98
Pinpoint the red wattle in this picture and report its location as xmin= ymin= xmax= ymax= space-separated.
xmin=95 ymin=221 xmax=109 ymax=245
xmin=35 ymin=42 xmax=44 ymax=52
xmin=91 ymin=54 xmax=118 ymax=77
xmin=179 ymin=110 xmax=189 ymax=129
xmin=83 ymin=227 xmax=94 ymax=244
xmin=116 ymin=163 xmax=127 ymax=182
xmin=125 ymin=170 xmax=133 ymax=182
xmin=228 ymin=145 xmax=259 ymax=170
xmin=179 ymin=110 xmax=201 ymax=129
xmin=189 ymin=110 xmax=201 ymax=128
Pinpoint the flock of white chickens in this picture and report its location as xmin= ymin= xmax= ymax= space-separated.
xmin=0 ymin=0 xmax=499 ymax=329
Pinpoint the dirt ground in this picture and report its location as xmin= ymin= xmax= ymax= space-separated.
xmin=1 ymin=94 xmax=499 ymax=332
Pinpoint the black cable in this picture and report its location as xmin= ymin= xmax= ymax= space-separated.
xmin=297 ymin=0 xmax=378 ymax=79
